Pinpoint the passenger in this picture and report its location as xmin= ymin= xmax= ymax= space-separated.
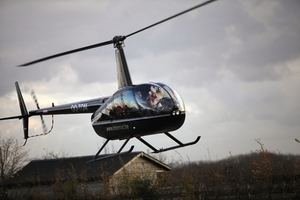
xmin=136 ymin=91 xmax=143 ymax=100
xmin=136 ymin=91 xmax=147 ymax=107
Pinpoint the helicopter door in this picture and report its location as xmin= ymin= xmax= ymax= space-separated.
xmin=110 ymin=89 xmax=140 ymax=119
xmin=108 ymin=92 xmax=125 ymax=119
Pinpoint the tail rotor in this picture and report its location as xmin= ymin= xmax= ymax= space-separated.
xmin=31 ymin=90 xmax=48 ymax=133
xmin=27 ymin=89 xmax=54 ymax=141
xmin=1 ymin=82 xmax=54 ymax=146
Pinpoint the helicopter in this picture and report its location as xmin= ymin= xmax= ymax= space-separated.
xmin=0 ymin=0 xmax=217 ymax=161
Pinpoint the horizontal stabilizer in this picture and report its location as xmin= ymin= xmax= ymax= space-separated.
xmin=0 ymin=115 xmax=24 ymax=121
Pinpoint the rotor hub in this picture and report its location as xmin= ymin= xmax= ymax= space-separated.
xmin=113 ymin=35 xmax=126 ymax=48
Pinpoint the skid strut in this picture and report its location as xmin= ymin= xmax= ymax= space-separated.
xmin=88 ymin=136 xmax=134 ymax=163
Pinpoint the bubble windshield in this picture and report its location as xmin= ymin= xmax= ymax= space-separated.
xmin=134 ymin=83 xmax=185 ymax=112
xmin=93 ymin=83 xmax=185 ymax=122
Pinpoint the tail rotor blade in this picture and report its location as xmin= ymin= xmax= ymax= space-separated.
xmin=31 ymin=90 xmax=48 ymax=133
xmin=31 ymin=90 xmax=40 ymax=109
xmin=39 ymin=115 xmax=47 ymax=133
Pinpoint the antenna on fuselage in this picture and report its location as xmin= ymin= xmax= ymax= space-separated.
xmin=96 ymin=82 xmax=105 ymax=97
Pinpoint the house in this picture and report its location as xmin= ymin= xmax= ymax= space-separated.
xmin=3 ymin=151 xmax=171 ymax=199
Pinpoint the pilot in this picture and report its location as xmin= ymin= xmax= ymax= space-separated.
xmin=147 ymin=86 xmax=163 ymax=109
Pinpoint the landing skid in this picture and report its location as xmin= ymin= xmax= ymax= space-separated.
xmin=137 ymin=132 xmax=201 ymax=153
xmin=88 ymin=133 xmax=200 ymax=162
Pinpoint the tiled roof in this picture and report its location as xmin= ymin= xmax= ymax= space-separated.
xmin=3 ymin=152 xmax=171 ymax=187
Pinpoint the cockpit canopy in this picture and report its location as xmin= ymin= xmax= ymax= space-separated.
xmin=92 ymin=82 xmax=185 ymax=122
xmin=135 ymin=83 xmax=185 ymax=112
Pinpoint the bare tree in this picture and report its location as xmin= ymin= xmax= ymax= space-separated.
xmin=0 ymin=136 xmax=29 ymax=185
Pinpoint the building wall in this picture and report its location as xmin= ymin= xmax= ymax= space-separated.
xmin=109 ymin=156 xmax=167 ymax=195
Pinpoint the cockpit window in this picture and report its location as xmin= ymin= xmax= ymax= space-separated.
xmin=134 ymin=83 xmax=176 ymax=114
xmin=156 ymin=83 xmax=185 ymax=112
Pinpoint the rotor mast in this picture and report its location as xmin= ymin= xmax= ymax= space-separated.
xmin=113 ymin=36 xmax=133 ymax=89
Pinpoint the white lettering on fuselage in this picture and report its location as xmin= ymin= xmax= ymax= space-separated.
xmin=106 ymin=124 xmax=129 ymax=132
xmin=71 ymin=103 xmax=88 ymax=112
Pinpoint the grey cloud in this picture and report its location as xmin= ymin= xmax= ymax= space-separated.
xmin=0 ymin=0 xmax=299 ymax=161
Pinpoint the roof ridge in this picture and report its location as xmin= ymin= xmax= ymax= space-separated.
xmin=29 ymin=151 xmax=143 ymax=162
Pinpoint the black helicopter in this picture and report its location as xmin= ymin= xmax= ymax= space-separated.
xmin=0 ymin=0 xmax=217 ymax=161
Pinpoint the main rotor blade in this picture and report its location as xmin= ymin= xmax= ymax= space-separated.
xmin=126 ymin=0 xmax=218 ymax=38
xmin=18 ymin=0 xmax=218 ymax=66
xmin=19 ymin=40 xmax=113 ymax=66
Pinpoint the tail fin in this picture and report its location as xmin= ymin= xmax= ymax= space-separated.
xmin=15 ymin=82 xmax=29 ymax=140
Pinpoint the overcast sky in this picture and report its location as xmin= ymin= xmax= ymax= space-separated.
xmin=0 ymin=0 xmax=299 ymax=162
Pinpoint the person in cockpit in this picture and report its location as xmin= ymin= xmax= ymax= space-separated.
xmin=147 ymin=86 xmax=163 ymax=110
